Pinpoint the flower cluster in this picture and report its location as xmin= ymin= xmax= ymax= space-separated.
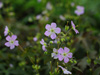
xmin=52 ymin=47 xmax=72 ymax=63
xmin=4 ymin=26 xmax=19 ymax=49
xmin=40 ymin=21 xmax=79 ymax=74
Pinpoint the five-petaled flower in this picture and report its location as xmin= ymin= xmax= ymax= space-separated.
xmin=71 ymin=21 xmax=79 ymax=34
xmin=44 ymin=22 xmax=61 ymax=39
xmin=5 ymin=35 xmax=19 ymax=49
xmin=51 ymin=48 xmax=59 ymax=59
xmin=40 ymin=39 xmax=47 ymax=51
xmin=58 ymin=47 xmax=72 ymax=63
xmin=75 ymin=6 xmax=84 ymax=16
xmin=4 ymin=26 xmax=9 ymax=36
xmin=59 ymin=65 xmax=72 ymax=74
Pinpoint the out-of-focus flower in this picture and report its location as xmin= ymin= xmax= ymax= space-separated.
xmin=71 ymin=2 xmax=75 ymax=7
xmin=59 ymin=65 xmax=72 ymax=74
xmin=40 ymin=39 xmax=47 ymax=51
xmin=4 ymin=26 xmax=9 ymax=36
xmin=42 ymin=10 xmax=48 ymax=14
xmin=44 ymin=22 xmax=61 ymax=39
xmin=59 ymin=15 xmax=65 ymax=21
xmin=37 ymin=0 xmax=41 ymax=3
xmin=51 ymin=48 xmax=59 ymax=59
xmin=33 ymin=37 xmax=37 ymax=42
xmin=9 ymin=64 xmax=13 ymax=68
xmin=58 ymin=47 xmax=72 ymax=63
xmin=0 ymin=2 xmax=3 ymax=8
xmin=46 ymin=2 xmax=52 ymax=10
xmin=75 ymin=6 xmax=84 ymax=16
xmin=36 ymin=14 xmax=42 ymax=20
xmin=71 ymin=21 xmax=79 ymax=34
xmin=5 ymin=35 xmax=19 ymax=49
xmin=53 ymin=38 xmax=60 ymax=44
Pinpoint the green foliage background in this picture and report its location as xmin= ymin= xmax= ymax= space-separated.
xmin=0 ymin=0 xmax=100 ymax=75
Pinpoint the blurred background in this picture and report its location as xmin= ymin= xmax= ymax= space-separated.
xmin=0 ymin=0 xmax=100 ymax=75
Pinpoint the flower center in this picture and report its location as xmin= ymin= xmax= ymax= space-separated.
xmin=50 ymin=29 xmax=55 ymax=33
xmin=43 ymin=43 xmax=47 ymax=46
xmin=10 ymin=40 xmax=14 ymax=44
xmin=63 ymin=53 xmax=67 ymax=57
xmin=54 ymin=52 xmax=58 ymax=55
xmin=78 ymin=9 xmax=82 ymax=12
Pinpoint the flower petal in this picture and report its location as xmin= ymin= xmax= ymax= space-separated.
xmin=51 ymin=22 xmax=56 ymax=28
xmin=55 ymin=27 xmax=61 ymax=34
xmin=67 ymin=53 xmax=72 ymax=58
xmin=64 ymin=57 xmax=69 ymax=63
xmin=44 ymin=31 xmax=50 ymax=36
xmin=45 ymin=24 xmax=51 ymax=30
xmin=64 ymin=47 xmax=69 ymax=53
xmin=58 ymin=48 xmax=64 ymax=54
xmin=10 ymin=45 xmax=15 ymax=49
xmin=14 ymin=41 xmax=19 ymax=46
xmin=50 ymin=33 xmax=56 ymax=39
xmin=58 ymin=55 xmax=63 ymax=61
xmin=5 ymin=42 xmax=10 ymax=47
xmin=11 ymin=35 xmax=17 ymax=41
xmin=6 ymin=36 xmax=11 ymax=41
xmin=40 ymin=39 xmax=44 ymax=45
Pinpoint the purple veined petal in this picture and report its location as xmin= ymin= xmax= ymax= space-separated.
xmin=64 ymin=47 xmax=70 ymax=53
xmin=44 ymin=31 xmax=50 ymax=36
xmin=11 ymin=35 xmax=17 ymax=41
xmin=10 ymin=45 xmax=15 ymax=49
xmin=58 ymin=55 xmax=63 ymax=61
xmin=64 ymin=57 xmax=69 ymax=63
xmin=5 ymin=42 xmax=10 ymax=47
xmin=75 ymin=10 xmax=81 ymax=16
xmin=51 ymin=22 xmax=56 ymax=28
xmin=71 ymin=21 xmax=75 ymax=29
xmin=74 ymin=29 xmax=79 ymax=34
xmin=40 ymin=39 xmax=44 ymax=45
xmin=67 ymin=53 xmax=72 ymax=58
xmin=55 ymin=27 xmax=61 ymax=34
xmin=6 ymin=36 xmax=11 ymax=41
xmin=50 ymin=33 xmax=56 ymax=39
xmin=58 ymin=48 xmax=64 ymax=54
xmin=42 ymin=46 xmax=47 ymax=51
xmin=53 ymin=48 xmax=57 ymax=52
xmin=14 ymin=41 xmax=19 ymax=46
xmin=45 ymin=24 xmax=51 ymax=31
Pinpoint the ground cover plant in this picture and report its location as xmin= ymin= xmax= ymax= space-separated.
xmin=0 ymin=0 xmax=100 ymax=75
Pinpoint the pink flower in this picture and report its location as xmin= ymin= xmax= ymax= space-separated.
xmin=40 ymin=39 xmax=47 ymax=51
xmin=5 ymin=35 xmax=19 ymax=49
xmin=59 ymin=65 xmax=72 ymax=74
xmin=58 ymin=47 xmax=72 ymax=63
xmin=33 ymin=37 xmax=37 ymax=42
xmin=44 ymin=23 xmax=61 ymax=39
xmin=75 ymin=6 xmax=84 ymax=16
xmin=51 ymin=48 xmax=59 ymax=59
xmin=71 ymin=21 xmax=79 ymax=34
xmin=4 ymin=26 xmax=9 ymax=36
